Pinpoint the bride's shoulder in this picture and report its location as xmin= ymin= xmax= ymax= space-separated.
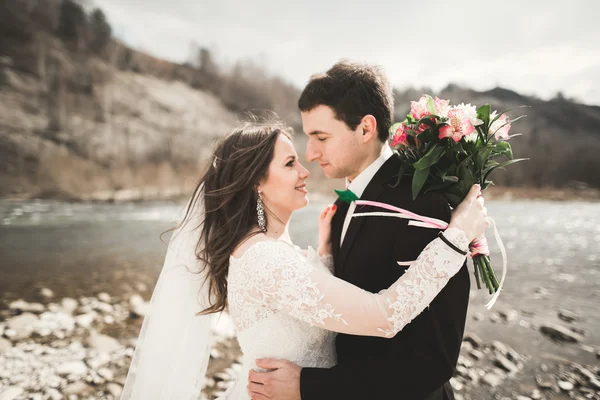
xmin=231 ymin=234 xmax=293 ymax=261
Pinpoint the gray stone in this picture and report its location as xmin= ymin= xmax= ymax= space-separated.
xmin=537 ymin=377 xmax=556 ymax=391
xmin=75 ymin=313 xmax=96 ymax=328
xmin=472 ymin=312 xmax=484 ymax=321
xmin=540 ymin=323 xmax=584 ymax=343
xmin=7 ymin=312 xmax=38 ymax=339
xmin=516 ymin=396 xmax=532 ymax=400
xmin=569 ymin=327 xmax=587 ymax=336
xmin=130 ymin=295 xmax=150 ymax=317
xmin=462 ymin=332 xmax=483 ymax=348
xmin=557 ymin=380 xmax=574 ymax=391
xmin=107 ymin=383 xmax=123 ymax=398
xmin=86 ymin=330 xmax=121 ymax=353
xmin=56 ymin=361 xmax=88 ymax=376
xmin=3 ymin=328 xmax=16 ymax=339
xmin=63 ymin=381 xmax=94 ymax=396
xmin=0 ymin=387 xmax=24 ymax=400
xmin=98 ymin=292 xmax=111 ymax=303
xmin=499 ymin=309 xmax=518 ymax=323
xmin=491 ymin=340 xmax=509 ymax=356
xmin=0 ymin=338 xmax=12 ymax=353
xmin=461 ymin=341 xmax=473 ymax=353
xmin=558 ymin=309 xmax=579 ymax=323
xmin=482 ymin=373 xmax=503 ymax=387
xmin=9 ymin=300 xmax=45 ymax=314
xmin=530 ymin=389 xmax=542 ymax=399
xmin=455 ymin=365 xmax=469 ymax=377
xmin=492 ymin=354 xmax=519 ymax=373
xmin=449 ymin=377 xmax=463 ymax=391
xmin=98 ymin=367 xmax=114 ymax=381
xmin=61 ymin=298 xmax=78 ymax=314
xmin=44 ymin=388 xmax=61 ymax=400
xmin=40 ymin=288 xmax=54 ymax=298
xmin=506 ymin=348 xmax=521 ymax=363
xmin=490 ymin=312 xmax=500 ymax=323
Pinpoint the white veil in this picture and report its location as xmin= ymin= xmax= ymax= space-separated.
xmin=121 ymin=186 xmax=217 ymax=400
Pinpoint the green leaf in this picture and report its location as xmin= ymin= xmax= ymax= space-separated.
xmin=418 ymin=116 xmax=437 ymax=129
xmin=390 ymin=164 xmax=406 ymax=188
xmin=483 ymin=158 xmax=529 ymax=182
xmin=495 ymin=105 xmax=531 ymax=119
xmin=425 ymin=95 xmax=437 ymax=115
xmin=442 ymin=175 xmax=459 ymax=182
xmin=413 ymin=144 xmax=445 ymax=170
xmin=447 ymin=142 xmax=465 ymax=154
xmin=424 ymin=181 xmax=454 ymax=193
xmin=412 ymin=166 xmax=430 ymax=200
xmin=494 ymin=141 xmax=513 ymax=160
xmin=476 ymin=104 xmax=491 ymax=127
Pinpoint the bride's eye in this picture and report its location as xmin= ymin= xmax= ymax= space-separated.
xmin=286 ymin=160 xmax=295 ymax=167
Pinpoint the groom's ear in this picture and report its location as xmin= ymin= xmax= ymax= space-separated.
xmin=360 ymin=114 xmax=378 ymax=142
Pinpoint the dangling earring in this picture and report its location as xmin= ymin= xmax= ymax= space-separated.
xmin=257 ymin=191 xmax=267 ymax=232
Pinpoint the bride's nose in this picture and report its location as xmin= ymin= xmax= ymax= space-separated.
xmin=299 ymin=164 xmax=310 ymax=180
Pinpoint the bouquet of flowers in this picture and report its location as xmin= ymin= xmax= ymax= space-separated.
xmin=388 ymin=95 xmax=528 ymax=301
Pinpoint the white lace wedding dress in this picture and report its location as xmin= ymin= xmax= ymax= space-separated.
xmin=218 ymin=227 xmax=468 ymax=399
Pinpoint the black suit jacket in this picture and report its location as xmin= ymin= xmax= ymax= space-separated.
xmin=300 ymin=154 xmax=470 ymax=400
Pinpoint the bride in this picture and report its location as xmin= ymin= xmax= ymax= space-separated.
xmin=120 ymin=121 xmax=487 ymax=399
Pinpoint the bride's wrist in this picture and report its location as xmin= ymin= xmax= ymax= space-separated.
xmin=317 ymin=244 xmax=331 ymax=257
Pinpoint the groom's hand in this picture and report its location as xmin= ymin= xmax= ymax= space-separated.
xmin=247 ymin=358 xmax=301 ymax=400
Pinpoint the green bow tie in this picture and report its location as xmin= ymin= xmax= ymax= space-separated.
xmin=334 ymin=189 xmax=359 ymax=204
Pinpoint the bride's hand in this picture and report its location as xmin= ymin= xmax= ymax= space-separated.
xmin=318 ymin=204 xmax=337 ymax=256
xmin=448 ymin=184 xmax=489 ymax=243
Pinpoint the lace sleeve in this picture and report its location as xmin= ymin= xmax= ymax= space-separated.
xmin=237 ymin=228 xmax=468 ymax=338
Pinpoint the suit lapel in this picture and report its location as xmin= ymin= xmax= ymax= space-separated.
xmin=331 ymin=197 xmax=348 ymax=277
xmin=337 ymin=154 xmax=402 ymax=273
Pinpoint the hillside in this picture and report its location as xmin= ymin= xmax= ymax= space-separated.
xmin=1 ymin=0 xmax=599 ymax=202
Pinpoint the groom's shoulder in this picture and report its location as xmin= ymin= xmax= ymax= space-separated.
xmin=382 ymin=179 xmax=451 ymax=223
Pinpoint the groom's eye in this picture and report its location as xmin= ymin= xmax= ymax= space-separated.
xmin=317 ymin=137 xmax=327 ymax=142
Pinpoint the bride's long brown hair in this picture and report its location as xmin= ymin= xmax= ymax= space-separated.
xmin=168 ymin=121 xmax=292 ymax=315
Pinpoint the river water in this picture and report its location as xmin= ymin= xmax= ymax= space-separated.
xmin=1 ymin=198 xmax=599 ymax=368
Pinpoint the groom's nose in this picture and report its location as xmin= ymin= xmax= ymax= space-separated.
xmin=305 ymin=140 xmax=321 ymax=162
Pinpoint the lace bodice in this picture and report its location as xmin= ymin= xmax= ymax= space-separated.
xmin=222 ymin=228 xmax=467 ymax=399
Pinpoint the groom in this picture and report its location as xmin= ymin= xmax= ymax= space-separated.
xmin=247 ymin=60 xmax=470 ymax=400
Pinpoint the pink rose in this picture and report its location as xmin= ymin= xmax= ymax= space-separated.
xmin=438 ymin=108 xmax=475 ymax=143
xmin=490 ymin=112 xmax=511 ymax=140
xmin=410 ymin=96 xmax=430 ymax=120
xmin=433 ymin=97 xmax=450 ymax=117
xmin=390 ymin=124 xmax=409 ymax=147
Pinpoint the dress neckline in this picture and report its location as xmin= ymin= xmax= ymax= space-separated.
xmin=229 ymin=239 xmax=297 ymax=262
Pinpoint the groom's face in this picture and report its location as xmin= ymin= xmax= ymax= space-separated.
xmin=302 ymin=105 xmax=363 ymax=180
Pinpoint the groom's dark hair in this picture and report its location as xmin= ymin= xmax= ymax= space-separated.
xmin=298 ymin=60 xmax=394 ymax=143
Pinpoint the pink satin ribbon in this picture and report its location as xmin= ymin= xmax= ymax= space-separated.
xmin=354 ymin=200 xmax=448 ymax=230
xmin=352 ymin=199 xmax=507 ymax=309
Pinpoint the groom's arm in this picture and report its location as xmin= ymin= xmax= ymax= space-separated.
xmin=300 ymin=357 xmax=452 ymax=399
xmin=300 ymin=192 xmax=467 ymax=400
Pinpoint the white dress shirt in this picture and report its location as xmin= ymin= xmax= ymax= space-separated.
xmin=340 ymin=145 xmax=394 ymax=246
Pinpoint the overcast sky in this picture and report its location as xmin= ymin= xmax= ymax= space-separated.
xmin=94 ymin=0 xmax=600 ymax=105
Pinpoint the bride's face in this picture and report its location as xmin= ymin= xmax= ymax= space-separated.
xmin=259 ymin=134 xmax=311 ymax=215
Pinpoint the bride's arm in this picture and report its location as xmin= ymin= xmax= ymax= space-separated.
xmin=254 ymin=228 xmax=468 ymax=338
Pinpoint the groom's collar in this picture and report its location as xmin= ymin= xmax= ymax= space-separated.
xmin=345 ymin=145 xmax=393 ymax=198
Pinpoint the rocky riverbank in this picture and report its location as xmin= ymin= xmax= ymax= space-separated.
xmin=1 ymin=289 xmax=599 ymax=400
